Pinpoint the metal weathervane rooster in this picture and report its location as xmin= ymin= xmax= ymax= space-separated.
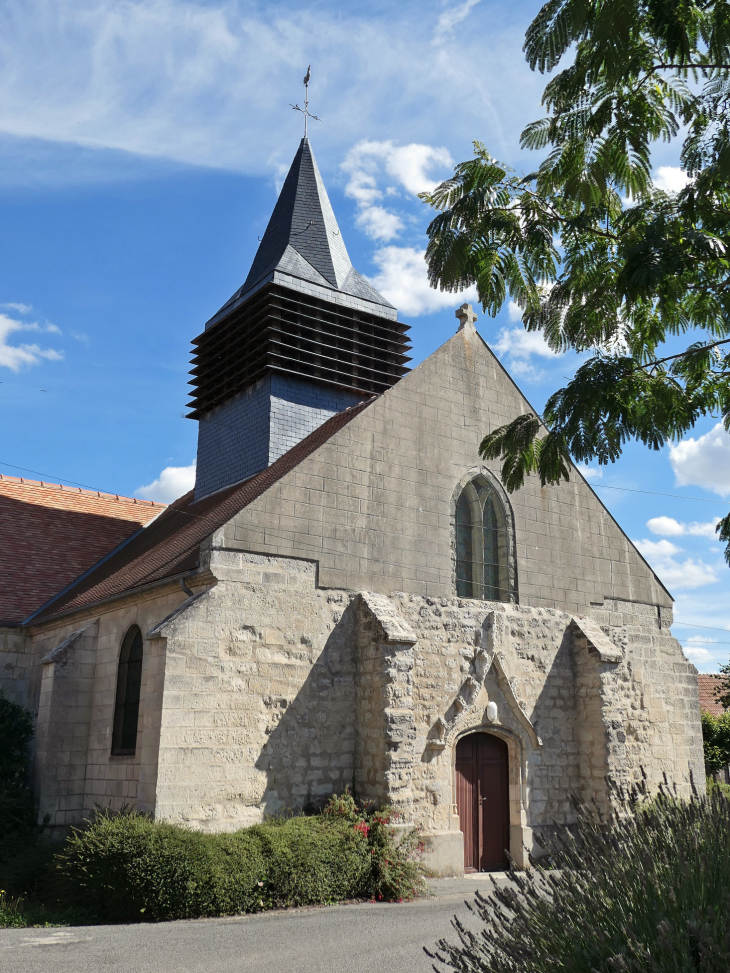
xmin=291 ymin=65 xmax=321 ymax=137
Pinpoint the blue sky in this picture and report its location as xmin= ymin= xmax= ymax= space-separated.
xmin=1 ymin=0 xmax=729 ymax=670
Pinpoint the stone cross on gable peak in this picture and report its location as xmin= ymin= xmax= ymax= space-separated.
xmin=455 ymin=303 xmax=477 ymax=332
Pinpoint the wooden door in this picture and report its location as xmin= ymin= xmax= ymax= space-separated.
xmin=455 ymin=733 xmax=509 ymax=871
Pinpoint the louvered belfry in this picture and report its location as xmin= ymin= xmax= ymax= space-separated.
xmin=189 ymin=137 xmax=411 ymax=501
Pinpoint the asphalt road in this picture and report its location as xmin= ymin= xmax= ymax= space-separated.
xmin=0 ymin=876 xmax=504 ymax=973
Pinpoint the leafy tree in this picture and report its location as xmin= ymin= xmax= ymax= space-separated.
xmin=0 ymin=693 xmax=35 ymax=836
xmin=701 ymin=709 xmax=730 ymax=776
xmin=715 ymin=661 xmax=730 ymax=710
xmin=421 ymin=0 xmax=730 ymax=561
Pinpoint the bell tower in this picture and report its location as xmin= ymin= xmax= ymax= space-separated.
xmin=187 ymin=137 xmax=411 ymax=500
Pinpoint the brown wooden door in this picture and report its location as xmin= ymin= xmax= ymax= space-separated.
xmin=455 ymin=733 xmax=509 ymax=871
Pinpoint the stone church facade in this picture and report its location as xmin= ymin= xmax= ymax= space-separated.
xmin=1 ymin=137 xmax=704 ymax=873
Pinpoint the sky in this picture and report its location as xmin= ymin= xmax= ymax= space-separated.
xmin=1 ymin=0 xmax=729 ymax=671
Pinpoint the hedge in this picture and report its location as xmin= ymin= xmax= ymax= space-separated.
xmin=44 ymin=792 xmax=425 ymax=923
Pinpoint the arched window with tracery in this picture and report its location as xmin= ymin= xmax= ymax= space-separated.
xmin=111 ymin=625 xmax=144 ymax=755
xmin=454 ymin=472 xmax=516 ymax=602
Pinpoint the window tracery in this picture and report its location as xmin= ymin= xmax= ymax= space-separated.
xmin=454 ymin=473 xmax=515 ymax=602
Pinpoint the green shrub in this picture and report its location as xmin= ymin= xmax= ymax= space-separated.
xmin=702 ymin=709 xmax=730 ymax=777
xmin=0 ymin=694 xmax=35 ymax=837
xmin=53 ymin=793 xmax=426 ymax=922
xmin=54 ymin=809 xmax=268 ymax=922
xmin=0 ymin=890 xmax=27 ymax=928
xmin=428 ymin=784 xmax=730 ymax=973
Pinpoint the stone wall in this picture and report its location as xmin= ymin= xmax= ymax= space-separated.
xmin=19 ymin=545 xmax=703 ymax=870
xmin=218 ymin=325 xmax=672 ymax=614
xmin=148 ymin=550 xmax=358 ymax=829
xmin=0 ymin=626 xmax=31 ymax=708
xmin=28 ymin=586 xmax=186 ymax=827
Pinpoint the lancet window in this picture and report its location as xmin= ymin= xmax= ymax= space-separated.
xmin=111 ymin=625 xmax=144 ymax=755
xmin=455 ymin=473 xmax=515 ymax=602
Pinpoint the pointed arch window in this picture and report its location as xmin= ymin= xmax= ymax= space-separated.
xmin=455 ymin=474 xmax=515 ymax=602
xmin=111 ymin=625 xmax=144 ymax=756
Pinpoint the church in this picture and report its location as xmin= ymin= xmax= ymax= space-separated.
xmin=0 ymin=136 xmax=704 ymax=874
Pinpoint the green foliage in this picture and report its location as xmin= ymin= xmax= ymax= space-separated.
xmin=0 ymin=890 xmax=26 ymax=928
xmin=48 ymin=793 xmax=425 ymax=923
xmin=715 ymin=661 xmax=730 ymax=710
xmin=421 ymin=0 xmax=730 ymax=561
xmin=702 ymin=708 xmax=730 ymax=777
xmin=428 ymin=784 xmax=730 ymax=972
xmin=0 ymin=694 xmax=36 ymax=837
xmin=708 ymin=777 xmax=730 ymax=799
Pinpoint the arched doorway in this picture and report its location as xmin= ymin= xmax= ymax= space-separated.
xmin=455 ymin=732 xmax=509 ymax=871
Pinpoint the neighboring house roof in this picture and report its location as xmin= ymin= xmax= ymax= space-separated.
xmin=30 ymin=400 xmax=372 ymax=624
xmin=206 ymin=138 xmax=395 ymax=329
xmin=698 ymin=673 xmax=727 ymax=716
xmin=0 ymin=475 xmax=165 ymax=624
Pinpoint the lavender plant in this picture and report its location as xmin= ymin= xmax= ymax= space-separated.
xmin=427 ymin=783 xmax=730 ymax=972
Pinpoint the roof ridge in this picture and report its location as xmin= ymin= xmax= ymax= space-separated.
xmin=0 ymin=472 xmax=166 ymax=507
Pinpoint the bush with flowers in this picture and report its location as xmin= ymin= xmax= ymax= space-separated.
xmin=1 ymin=791 xmax=426 ymax=924
xmin=322 ymin=789 xmax=427 ymax=903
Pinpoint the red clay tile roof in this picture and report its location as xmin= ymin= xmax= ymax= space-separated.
xmin=31 ymin=400 xmax=373 ymax=624
xmin=698 ymin=673 xmax=728 ymax=715
xmin=0 ymin=475 xmax=165 ymax=624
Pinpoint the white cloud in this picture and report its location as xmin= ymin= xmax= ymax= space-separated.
xmin=0 ymin=0 xmax=540 ymax=186
xmin=682 ymin=644 xmax=713 ymax=663
xmin=489 ymin=324 xmax=563 ymax=380
xmin=1 ymin=302 xmax=32 ymax=314
xmin=355 ymin=206 xmax=405 ymax=243
xmin=341 ymin=140 xmax=453 ymax=242
xmin=367 ymin=246 xmax=478 ymax=317
xmin=136 ymin=463 xmax=196 ymax=504
xmin=493 ymin=326 xmax=560 ymax=360
xmin=654 ymin=166 xmax=693 ymax=193
xmin=636 ymin=538 xmax=682 ymax=559
xmin=434 ymin=0 xmax=482 ymax=43
xmin=576 ymin=464 xmax=603 ymax=481
xmin=647 ymin=515 xmax=721 ymax=539
xmin=507 ymin=301 xmax=522 ymax=322
xmin=0 ymin=312 xmax=63 ymax=371
xmin=669 ymin=423 xmax=730 ymax=498
xmin=634 ymin=537 xmax=718 ymax=590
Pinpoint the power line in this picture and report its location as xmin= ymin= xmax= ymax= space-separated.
xmin=0 ymin=460 xmax=114 ymax=494
xmin=593 ymin=483 xmax=727 ymax=506
xmin=680 ymin=640 xmax=730 ymax=647
xmin=673 ymin=622 xmax=730 ymax=633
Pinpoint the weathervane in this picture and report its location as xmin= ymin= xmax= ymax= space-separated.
xmin=290 ymin=65 xmax=321 ymax=137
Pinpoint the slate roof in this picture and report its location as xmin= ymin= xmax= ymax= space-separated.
xmin=206 ymin=138 xmax=394 ymax=328
xmin=698 ymin=673 xmax=728 ymax=715
xmin=0 ymin=475 xmax=165 ymax=624
xmin=30 ymin=400 xmax=373 ymax=625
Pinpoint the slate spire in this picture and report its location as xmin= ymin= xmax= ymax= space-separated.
xmin=206 ymin=138 xmax=393 ymax=329
xmin=244 ymin=137 xmax=352 ymax=293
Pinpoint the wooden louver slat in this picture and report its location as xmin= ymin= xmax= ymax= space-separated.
xmin=186 ymin=284 xmax=411 ymax=418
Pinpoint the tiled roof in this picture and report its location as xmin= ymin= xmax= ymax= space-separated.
xmin=31 ymin=400 xmax=373 ymax=624
xmin=0 ymin=475 xmax=165 ymax=624
xmin=698 ymin=673 xmax=728 ymax=715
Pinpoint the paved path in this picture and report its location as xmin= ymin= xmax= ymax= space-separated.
xmin=0 ymin=875 xmax=506 ymax=973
